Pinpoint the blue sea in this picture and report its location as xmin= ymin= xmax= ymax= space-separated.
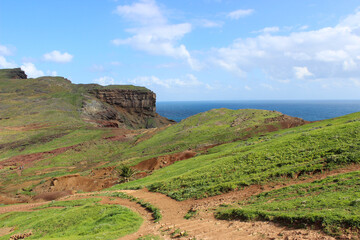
xmin=156 ymin=100 xmax=360 ymax=122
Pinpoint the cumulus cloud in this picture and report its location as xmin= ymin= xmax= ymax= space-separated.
xmin=227 ymin=9 xmax=254 ymax=19
xmin=293 ymin=66 xmax=313 ymax=79
xmin=213 ymin=8 xmax=360 ymax=82
xmin=21 ymin=63 xmax=44 ymax=78
xmin=0 ymin=44 xmax=16 ymax=68
xmin=94 ymin=76 xmax=115 ymax=86
xmin=43 ymin=50 xmax=73 ymax=63
xmin=128 ymin=74 xmax=205 ymax=88
xmin=253 ymin=26 xmax=280 ymax=34
xmin=197 ymin=19 xmax=223 ymax=28
xmin=0 ymin=56 xmax=17 ymax=68
xmin=112 ymin=0 xmax=200 ymax=70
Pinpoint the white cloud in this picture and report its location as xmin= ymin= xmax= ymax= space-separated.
xmin=253 ymin=26 xmax=280 ymax=34
xmin=0 ymin=56 xmax=17 ymax=68
xmin=343 ymin=59 xmax=357 ymax=71
xmin=21 ymin=63 xmax=44 ymax=78
xmin=114 ymin=0 xmax=165 ymax=25
xmin=299 ymin=25 xmax=309 ymax=30
xmin=128 ymin=74 xmax=205 ymax=88
xmin=94 ymin=76 xmax=115 ymax=86
xmin=197 ymin=19 xmax=223 ymax=28
xmin=315 ymin=50 xmax=349 ymax=62
xmin=213 ymin=8 xmax=360 ymax=83
xmin=227 ymin=9 xmax=254 ymax=20
xmin=0 ymin=45 xmax=12 ymax=56
xmin=293 ymin=66 xmax=313 ymax=79
xmin=112 ymin=0 xmax=199 ymax=70
xmin=43 ymin=50 xmax=73 ymax=63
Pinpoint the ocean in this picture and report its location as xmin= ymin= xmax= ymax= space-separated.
xmin=156 ymin=100 xmax=360 ymax=122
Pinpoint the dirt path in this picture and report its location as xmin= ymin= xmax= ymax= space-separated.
xmin=119 ymin=189 xmax=335 ymax=240
xmin=2 ymin=165 xmax=359 ymax=239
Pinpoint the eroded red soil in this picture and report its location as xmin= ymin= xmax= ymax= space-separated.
xmin=0 ymin=145 xmax=79 ymax=170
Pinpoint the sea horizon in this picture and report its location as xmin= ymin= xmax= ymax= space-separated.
xmin=156 ymin=99 xmax=360 ymax=122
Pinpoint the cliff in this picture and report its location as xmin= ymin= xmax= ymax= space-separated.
xmin=82 ymin=86 xmax=174 ymax=129
xmin=0 ymin=68 xmax=174 ymax=129
xmin=0 ymin=68 xmax=27 ymax=79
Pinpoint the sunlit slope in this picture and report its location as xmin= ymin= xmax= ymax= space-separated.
xmin=0 ymin=75 xmax=96 ymax=159
xmin=0 ymin=198 xmax=142 ymax=240
xmin=116 ymin=108 xmax=308 ymax=165
xmin=216 ymin=171 xmax=360 ymax=235
xmin=109 ymin=112 xmax=360 ymax=200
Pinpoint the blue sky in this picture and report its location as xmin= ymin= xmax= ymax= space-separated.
xmin=1 ymin=0 xmax=360 ymax=101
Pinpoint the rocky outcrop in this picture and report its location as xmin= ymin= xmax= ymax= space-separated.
xmin=89 ymin=89 xmax=156 ymax=113
xmin=83 ymin=88 xmax=174 ymax=129
xmin=0 ymin=68 xmax=27 ymax=79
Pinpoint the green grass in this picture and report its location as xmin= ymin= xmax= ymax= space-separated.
xmin=108 ymin=112 xmax=360 ymax=200
xmin=99 ymin=192 xmax=162 ymax=222
xmin=216 ymin=171 xmax=360 ymax=235
xmin=114 ymin=108 xmax=290 ymax=165
xmin=0 ymin=198 xmax=143 ymax=239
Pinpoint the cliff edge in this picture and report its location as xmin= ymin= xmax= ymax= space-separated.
xmin=83 ymin=87 xmax=174 ymax=129
xmin=0 ymin=68 xmax=174 ymax=129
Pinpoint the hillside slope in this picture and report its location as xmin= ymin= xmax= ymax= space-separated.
xmin=0 ymin=68 xmax=359 ymax=238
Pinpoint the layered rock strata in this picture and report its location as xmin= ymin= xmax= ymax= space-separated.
xmin=84 ymin=88 xmax=174 ymax=129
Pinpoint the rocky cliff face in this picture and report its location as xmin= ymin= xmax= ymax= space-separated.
xmin=83 ymin=88 xmax=174 ymax=129
xmin=89 ymin=89 xmax=156 ymax=113
xmin=0 ymin=68 xmax=27 ymax=79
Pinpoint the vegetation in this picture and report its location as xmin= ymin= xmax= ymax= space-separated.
xmin=114 ymin=108 xmax=291 ymax=165
xmin=118 ymin=165 xmax=137 ymax=182
xmin=109 ymin=112 xmax=360 ymax=200
xmin=1 ymin=68 xmax=360 ymax=236
xmin=216 ymin=171 xmax=360 ymax=235
xmin=0 ymin=198 xmax=143 ymax=239
xmin=99 ymin=192 xmax=162 ymax=222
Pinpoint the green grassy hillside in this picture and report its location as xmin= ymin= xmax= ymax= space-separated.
xmin=0 ymin=68 xmax=360 ymax=236
xmin=0 ymin=198 xmax=142 ymax=239
xmin=216 ymin=171 xmax=360 ymax=235
xmin=106 ymin=108 xmax=308 ymax=166
xmin=109 ymin=112 xmax=360 ymax=200
xmin=1 ymin=69 xmax=309 ymax=196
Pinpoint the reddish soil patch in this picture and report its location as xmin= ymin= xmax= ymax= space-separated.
xmin=0 ymin=195 xmax=26 ymax=205
xmin=4 ymin=123 xmax=50 ymax=131
xmin=33 ymin=173 xmax=118 ymax=195
xmin=103 ymin=135 xmax=127 ymax=141
xmin=90 ymin=166 xmax=118 ymax=179
xmin=32 ymin=190 xmax=76 ymax=201
xmin=102 ymin=128 xmax=139 ymax=141
xmin=95 ymin=120 xmax=119 ymax=128
xmin=0 ymin=227 xmax=14 ymax=237
xmin=0 ymin=202 xmax=49 ymax=214
xmin=133 ymin=151 xmax=197 ymax=171
xmin=0 ymin=145 xmax=79 ymax=170
xmin=264 ymin=114 xmax=310 ymax=128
